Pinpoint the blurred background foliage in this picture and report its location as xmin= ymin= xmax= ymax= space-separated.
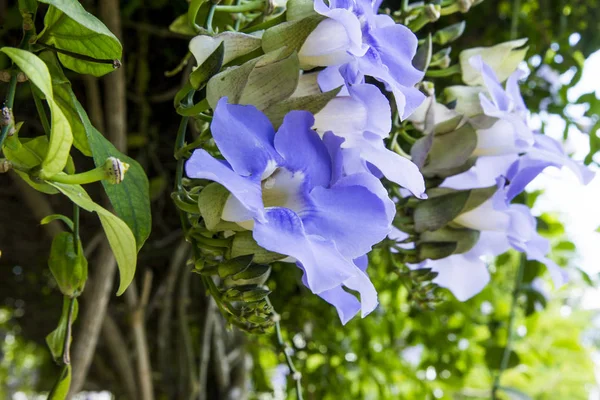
xmin=1 ymin=0 xmax=600 ymax=399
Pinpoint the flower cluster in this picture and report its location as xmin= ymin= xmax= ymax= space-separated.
xmin=405 ymin=52 xmax=593 ymax=300
xmin=182 ymin=0 xmax=593 ymax=324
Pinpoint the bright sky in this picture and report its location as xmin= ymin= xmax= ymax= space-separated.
xmin=528 ymin=49 xmax=600 ymax=307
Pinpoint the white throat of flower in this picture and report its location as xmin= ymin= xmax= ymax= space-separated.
xmin=222 ymin=167 xmax=306 ymax=230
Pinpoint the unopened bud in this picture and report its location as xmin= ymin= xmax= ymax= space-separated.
xmin=0 ymin=159 xmax=12 ymax=173
xmin=16 ymin=72 xmax=27 ymax=83
xmin=104 ymin=157 xmax=130 ymax=184
xmin=458 ymin=0 xmax=472 ymax=13
xmin=425 ymin=4 xmax=441 ymax=21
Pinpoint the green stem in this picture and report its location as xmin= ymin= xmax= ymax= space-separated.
xmin=425 ymin=64 xmax=461 ymax=77
xmin=241 ymin=12 xmax=286 ymax=33
xmin=46 ymin=166 xmax=107 ymax=185
xmin=215 ymin=0 xmax=264 ymax=13
xmin=36 ymin=43 xmax=121 ymax=68
xmin=62 ymin=297 xmax=76 ymax=365
xmin=72 ymin=204 xmax=80 ymax=255
xmin=31 ymin=87 xmax=51 ymax=137
xmin=206 ymin=4 xmax=218 ymax=34
xmin=491 ymin=254 xmax=526 ymax=399
xmin=439 ymin=3 xmax=460 ymax=16
xmin=0 ymin=74 xmax=18 ymax=150
xmin=266 ymin=298 xmax=303 ymax=400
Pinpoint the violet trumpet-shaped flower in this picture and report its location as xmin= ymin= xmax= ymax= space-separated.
xmin=185 ymin=98 xmax=393 ymax=323
xmin=417 ymin=191 xmax=567 ymax=301
xmin=298 ymin=0 xmax=425 ymax=119
xmin=311 ymin=80 xmax=426 ymax=198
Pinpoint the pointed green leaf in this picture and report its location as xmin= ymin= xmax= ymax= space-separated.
xmin=48 ymin=182 xmax=137 ymax=296
xmin=420 ymin=123 xmax=478 ymax=178
xmin=1 ymin=48 xmax=74 ymax=178
xmin=432 ymin=21 xmax=466 ymax=45
xmin=37 ymin=0 xmax=122 ymax=76
xmin=71 ymin=98 xmax=151 ymax=250
xmin=48 ymin=365 xmax=71 ymax=400
xmin=46 ymin=297 xmax=78 ymax=362
xmin=41 ymin=214 xmax=75 ymax=231
xmin=40 ymin=52 xmax=92 ymax=156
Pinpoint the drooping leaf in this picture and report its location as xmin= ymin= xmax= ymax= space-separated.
xmin=1 ymin=47 xmax=74 ymax=178
xmin=37 ymin=0 xmax=122 ymax=76
xmin=48 ymin=365 xmax=71 ymax=400
xmin=41 ymin=214 xmax=75 ymax=231
xmin=71 ymin=98 xmax=151 ymax=250
xmin=40 ymin=51 xmax=92 ymax=156
xmin=46 ymin=297 xmax=79 ymax=362
xmin=48 ymin=182 xmax=137 ymax=296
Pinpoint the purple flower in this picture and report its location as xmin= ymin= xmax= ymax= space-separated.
xmin=185 ymin=98 xmax=394 ymax=323
xmin=312 ymin=81 xmax=426 ymax=198
xmin=419 ymin=191 xmax=568 ymax=300
xmin=298 ymin=0 xmax=425 ymax=119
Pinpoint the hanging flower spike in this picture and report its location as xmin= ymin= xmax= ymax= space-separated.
xmin=310 ymin=79 xmax=426 ymax=198
xmin=185 ymin=98 xmax=394 ymax=322
xmin=298 ymin=0 xmax=426 ymax=119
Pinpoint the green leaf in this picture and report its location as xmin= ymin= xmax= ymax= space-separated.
xmin=263 ymin=86 xmax=342 ymax=128
xmin=48 ymin=365 xmax=71 ymax=400
xmin=261 ymin=14 xmax=324 ymax=59
xmin=198 ymin=182 xmax=231 ymax=231
xmin=40 ymin=51 xmax=92 ymax=156
xmin=46 ymin=297 xmax=78 ymax=362
xmin=1 ymin=47 xmax=74 ymax=178
xmin=207 ymin=47 xmax=300 ymax=110
xmin=48 ymin=182 xmax=137 ymax=296
xmin=71 ymin=98 xmax=151 ymax=250
xmin=37 ymin=0 xmax=122 ymax=76
xmin=41 ymin=214 xmax=74 ymax=231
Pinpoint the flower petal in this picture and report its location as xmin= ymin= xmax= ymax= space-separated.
xmin=211 ymin=98 xmax=281 ymax=177
xmin=426 ymin=254 xmax=490 ymax=301
xmin=185 ymin=149 xmax=264 ymax=219
xmin=274 ymin=111 xmax=332 ymax=189
xmin=253 ymin=208 xmax=355 ymax=293
xmin=303 ymin=183 xmax=390 ymax=258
